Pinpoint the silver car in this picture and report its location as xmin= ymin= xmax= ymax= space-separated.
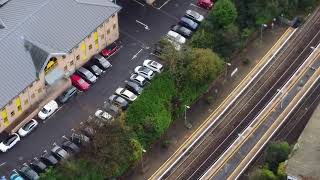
xmin=76 ymin=67 xmax=97 ymax=84
xmin=134 ymin=66 xmax=155 ymax=80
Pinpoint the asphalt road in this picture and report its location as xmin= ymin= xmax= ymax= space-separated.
xmin=0 ymin=0 xmax=208 ymax=176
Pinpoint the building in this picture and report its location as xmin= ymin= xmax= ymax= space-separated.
xmin=286 ymin=104 xmax=320 ymax=180
xmin=0 ymin=0 xmax=121 ymax=133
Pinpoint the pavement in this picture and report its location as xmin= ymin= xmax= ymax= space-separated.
xmin=0 ymin=0 xmax=209 ymax=176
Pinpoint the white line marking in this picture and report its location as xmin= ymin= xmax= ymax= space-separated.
xmin=190 ymin=3 xmax=203 ymax=9
xmin=157 ymin=0 xmax=171 ymax=9
xmin=133 ymin=0 xmax=145 ymax=6
xmin=135 ymin=20 xmax=150 ymax=30
xmin=0 ymin=162 xmax=6 ymax=167
xmin=131 ymin=49 xmax=143 ymax=60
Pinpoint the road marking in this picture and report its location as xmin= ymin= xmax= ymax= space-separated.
xmin=157 ymin=0 xmax=171 ymax=9
xmin=0 ymin=162 xmax=6 ymax=167
xmin=133 ymin=0 xmax=145 ymax=6
xmin=190 ymin=3 xmax=203 ymax=9
xmin=131 ymin=49 xmax=143 ymax=60
xmin=135 ymin=20 xmax=150 ymax=31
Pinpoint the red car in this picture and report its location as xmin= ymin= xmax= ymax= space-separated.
xmin=197 ymin=0 xmax=214 ymax=9
xmin=101 ymin=42 xmax=120 ymax=58
xmin=71 ymin=74 xmax=90 ymax=91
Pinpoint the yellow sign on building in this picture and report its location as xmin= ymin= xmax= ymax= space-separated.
xmin=1 ymin=108 xmax=9 ymax=127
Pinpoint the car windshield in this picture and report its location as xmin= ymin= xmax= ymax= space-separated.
xmin=3 ymin=135 xmax=15 ymax=144
xmin=190 ymin=11 xmax=199 ymax=18
xmin=84 ymin=71 xmax=93 ymax=79
xmin=141 ymin=67 xmax=151 ymax=73
xmin=150 ymin=61 xmax=158 ymax=67
xmin=41 ymin=107 xmax=49 ymax=114
xmin=23 ymin=121 xmax=33 ymax=130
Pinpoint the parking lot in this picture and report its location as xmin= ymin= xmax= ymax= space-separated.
xmin=0 ymin=0 xmax=209 ymax=176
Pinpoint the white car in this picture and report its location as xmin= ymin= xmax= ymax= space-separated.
xmin=166 ymin=38 xmax=181 ymax=51
xmin=0 ymin=133 xmax=20 ymax=152
xmin=38 ymin=100 xmax=59 ymax=120
xmin=18 ymin=119 xmax=38 ymax=137
xmin=143 ymin=59 xmax=163 ymax=73
xmin=185 ymin=10 xmax=204 ymax=23
xmin=166 ymin=30 xmax=186 ymax=44
xmin=130 ymin=73 xmax=147 ymax=87
xmin=115 ymin=87 xmax=137 ymax=102
xmin=95 ymin=109 xmax=113 ymax=121
xmin=134 ymin=66 xmax=155 ymax=80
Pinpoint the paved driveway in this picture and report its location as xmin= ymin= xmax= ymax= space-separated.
xmin=0 ymin=0 xmax=209 ymax=176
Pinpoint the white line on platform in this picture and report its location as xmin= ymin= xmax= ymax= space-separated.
xmin=157 ymin=0 xmax=171 ymax=9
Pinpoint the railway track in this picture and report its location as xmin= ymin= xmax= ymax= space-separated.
xmin=163 ymin=8 xmax=320 ymax=180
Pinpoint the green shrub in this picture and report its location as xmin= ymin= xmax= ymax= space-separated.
xmin=126 ymin=72 xmax=176 ymax=147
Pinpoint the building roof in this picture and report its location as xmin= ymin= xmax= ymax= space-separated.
xmin=0 ymin=0 xmax=120 ymax=108
xmin=286 ymin=104 xmax=320 ymax=179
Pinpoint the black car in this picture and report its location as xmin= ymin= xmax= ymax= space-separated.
xmin=179 ymin=17 xmax=199 ymax=31
xmin=30 ymin=158 xmax=47 ymax=174
xmin=92 ymin=54 xmax=112 ymax=70
xmin=58 ymin=86 xmax=78 ymax=104
xmin=40 ymin=153 xmax=58 ymax=167
xmin=71 ymin=133 xmax=90 ymax=147
xmin=19 ymin=165 xmax=39 ymax=180
xmin=62 ymin=140 xmax=80 ymax=154
xmin=171 ymin=25 xmax=192 ymax=38
xmin=125 ymin=80 xmax=143 ymax=95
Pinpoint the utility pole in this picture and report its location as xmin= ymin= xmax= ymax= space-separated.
xmin=184 ymin=105 xmax=192 ymax=129
xmin=260 ymin=24 xmax=268 ymax=44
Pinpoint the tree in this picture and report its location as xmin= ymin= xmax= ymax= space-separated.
xmin=186 ymin=48 xmax=224 ymax=83
xmin=277 ymin=162 xmax=287 ymax=180
xmin=249 ymin=168 xmax=277 ymax=180
xmin=265 ymin=141 xmax=291 ymax=172
xmin=208 ymin=0 xmax=237 ymax=28
xmin=190 ymin=28 xmax=214 ymax=49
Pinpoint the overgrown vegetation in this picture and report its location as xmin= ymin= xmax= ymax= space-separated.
xmin=249 ymin=141 xmax=291 ymax=180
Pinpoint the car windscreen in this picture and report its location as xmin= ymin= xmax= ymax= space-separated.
xmin=41 ymin=107 xmax=49 ymax=114
xmin=79 ymin=79 xmax=86 ymax=84
xmin=23 ymin=121 xmax=33 ymax=130
xmin=3 ymin=136 xmax=15 ymax=144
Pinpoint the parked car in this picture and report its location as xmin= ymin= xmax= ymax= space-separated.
xmin=166 ymin=30 xmax=186 ymax=44
xmin=19 ymin=165 xmax=39 ymax=180
xmin=29 ymin=158 xmax=47 ymax=174
xmin=10 ymin=172 xmax=24 ymax=180
xmin=87 ymin=64 xmax=104 ymax=77
xmin=108 ymin=95 xmax=129 ymax=110
xmin=134 ymin=66 xmax=155 ymax=80
xmin=115 ymin=87 xmax=137 ymax=102
xmin=38 ymin=100 xmax=58 ymax=120
xmin=92 ymin=54 xmax=112 ymax=70
xmin=0 ymin=133 xmax=20 ymax=152
xmin=171 ymin=25 xmax=192 ymax=38
xmin=71 ymin=74 xmax=90 ymax=91
xmin=58 ymin=86 xmax=78 ymax=104
xmin=130 ymin=73 xmax=147 ymax=87
xmin=197 ymin=0 xmax=214 ymax=9
xmin=179 ymin=17 xmax=199 ymax=31
xmin=40 ymin=153 xmax=58 ymax=167
xmin=62 ymin=140 xmax=80 ymax=154
xmin=185 ymin=9 xmax=204 ymax=23
xmin=101 ymin=42 xmax=120 ymax=58
xmin=143 ymin=60 xmax=163 ymax=73
xmin=71 ymin=133 xmax=90 ymax=147
xmin=94 ymin=109 xmax=113 ymax=122
xmin=18 ymin=119 xmax=38 ymax=137
xmin=51 ymin=145 xmax=70 ymax=161
xmin=76 ymin=67 xmax=97 ymax=84
xmin=125 ymin=80 xmax=143 ymax=95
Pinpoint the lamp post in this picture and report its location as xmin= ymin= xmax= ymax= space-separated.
xmin=184 ymin=105 xmax=192 ymax=129
xmin=140 ymin=148 xmax=146 ymax=174
xmin=225 ymin=62 xmax=232 ymax=80
xmin=260 ymin=24 xmax=268 ymax=44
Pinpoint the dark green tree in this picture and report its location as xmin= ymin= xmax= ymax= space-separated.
xmin=265 ymin=141 xmax=291 ymax=172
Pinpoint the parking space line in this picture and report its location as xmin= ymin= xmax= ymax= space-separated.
xmin=131 ymin=49 xmax=143 ymax=60
xmin=0 ymin=162 xmax=6 ymax=167
xmin=157 ymin=0 xmax=171 ymax=9
xmin=133 ymin=0 xmax=145 ymax=6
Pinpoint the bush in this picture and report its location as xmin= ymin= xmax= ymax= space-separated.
xmin=125 ymin=72 xmax=176 ymax=147
xmin=265 ymin=141 xmax=291 ymax=173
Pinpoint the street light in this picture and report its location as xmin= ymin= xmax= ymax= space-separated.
xmin=260 ymin=24 xmax=268 ymax=43
xmin=225 ymin=62 xmax=232 ymax=80
xmin=140 ymin=148 xmax=146 ymax=174
xmin=184 ymin=105 xmax=192 ymax=129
